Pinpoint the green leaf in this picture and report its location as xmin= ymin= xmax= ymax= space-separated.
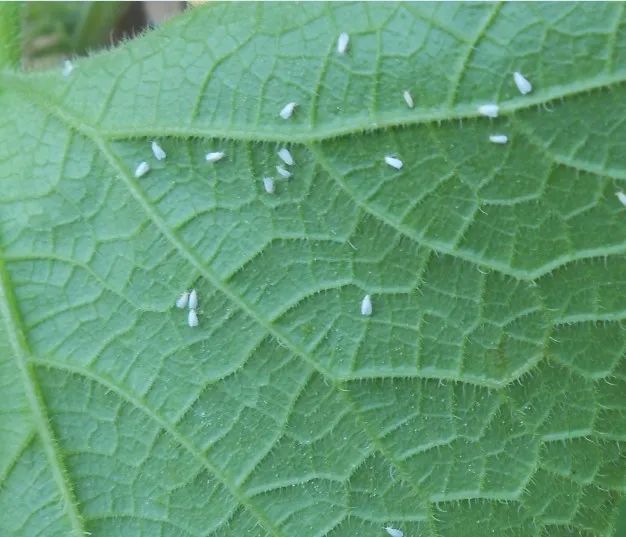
xmin=1 ymin=3 xmax=625 ymax=536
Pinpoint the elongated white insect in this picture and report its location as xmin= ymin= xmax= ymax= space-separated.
xmin=151 ymin=141 xmax=166 ymax=160
xmin=384 ymin=156 xmax=403 ymax=170
xmin=489 ymin=134 xmax=508 ymax=144
xmin=513 ymin=71 xmax=532 ymax=95
xmin=134 ymin=161 xmax=150 ymax=178
xmin=176 ymin=291 xmax=189 ymax=309
xmin=478 ymin=104 xmax=499 ymax=118
xmin=384 ymin=528 xmax=403 ymax=537
xmin=205 ymin=151 xmax=225 ymax=163
xmin=188 ymin=309 xmax=199 ymax=328
xmin=337 ymin=32 xmax=349 ymax=54
xmin=279 ymin=102 xmax=297 ymax=120
xmin=361 ymin=294 xmax=372 ymax=316
xmin=62 ymin=59 xmax=74 ymax=77
xmin=277 ymin=148 xmax=294 ymax=166
xmin=403 ymin=90 xmax=414 ymax=109
xmin=276 ymin=165 xmax=292 ymax=178
xmin=616 ymin=191 xmax=626 ymax=206
xmin=263 ymin=177 xmax=275 ymax=194
xmin=188 ymin=289 xmax=198 ymax=310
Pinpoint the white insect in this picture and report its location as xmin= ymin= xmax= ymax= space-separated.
xmin=384 ymin=156 xmax=403 ymax=170
xmin=151 ymin=141 xmax=166 ymax=160
xmin=188 ymin=289 xmax=198 ymax=310
xmin=616 ymin=191 xmax=626 ymax=206
xmin=62 ymin=59 xmax=74 ymax=77
xmin=478 ymin=103 xmax=499 ymax=118
xmin=361 ymin=294 xmax=372 ymax=316
xmin=403 ymin=90 xmax=414 ymax=109
xmin=188 ymin=309 xmax=199 ymax=328
xmin=176 ymin=291 xmax=189 ymax=309
xmin=489 ymin=134 xmax=508 ymax=144
xmin=384 ymin=528 xmax=403 ymax=537
xmin=279 ymin=102 xmax=297 ymax=120
xmin=134 ymin=161 xmax=150 ymax=178
xmin=263 ymin=177 xmax=275 ymax=194
xmin=277 ymin=147 xmax=294 ymax=166
xmin=513 ymin=71 xmax=532 ymax=95
xmin=205 ymin=151 xmax=225 ymax=163
xmin=276 ymin=165 xmax=292 ymax=178
xmin=337 ymin=32 xmax=349 ymax=54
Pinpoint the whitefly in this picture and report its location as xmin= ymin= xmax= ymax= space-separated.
xmin=188 ymin=309 xmax=199 ymax=328
xmin=176 ymin=291 xmax=189 ymax=309
xmin=276 ymin=165 xmax=292 ymax=178
xmin=205 ymin=151 xmax=225 ymax=163
xmin=403 ymin=90 xmax=414 ymax=109
xmin=489 ymin=134 xmax=508 ymax=144
xmin=384 ymin=528 xmax=403 ymax=537
xmin=134 ymin=161 xmax=150 ymax=178
xmin=263 ymin=177 xmax=275 ymax=194
xmin=188 ymin=289 xmax=198 ymax=310
xmin=384 ymin=156 xmax=403 ymax=170
xmin=279 ymin=102 xmax=297 ymax=120
xmin=277 ymin=148 xmax=294 ymax=166
xmin=151 ymin=141 xmax=166 ymax=161
xmin=361 ymin=294 xmax=372 ymax=316
xmin=337 ymin=32 xmax=349 ymax=54
xmin=478 ymin=104 xmax=499 ymax=118
xmin=513 ymin=71 xmax=532 ymax=95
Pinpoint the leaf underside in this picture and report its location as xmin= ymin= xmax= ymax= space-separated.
xmin=1 ymin=3 xmax=625 ymax=537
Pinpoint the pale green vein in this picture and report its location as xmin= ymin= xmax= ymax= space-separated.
xmin=10 ymin=78 xmax=626 ymax=282
xmin=513 ymin=119 xmax=626 ymax=181
xmin=307 ymin=143 xmax=626 ymax=281
xmin=3 ymin=67 xmax=626 ymax=145
xmin=0 ymin=257 xmax=87 ymax=536
xmin=446 ymin=2 xmax=502 ymax=108
xmin=28 ymin=357 xmax=287 ymax=537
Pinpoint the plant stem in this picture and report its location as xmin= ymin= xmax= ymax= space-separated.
xmin=0 ymin=3 xmax=21 ymax=69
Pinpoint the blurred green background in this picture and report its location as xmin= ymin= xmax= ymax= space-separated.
xmin=19 ymin=1 xmax=185 ymax=70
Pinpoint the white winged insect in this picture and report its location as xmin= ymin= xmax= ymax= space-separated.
xmin=337 ymin=32 xmax=349 ymax=54
xmin=205 ymin=151 xmax=225 ymax=163
xmin=384 ymin=528 xmax=403 ymax=537
xmin=384 ymin=156 xmax=403 ymax=170
xmin=489 ymin=134 xmax=508 ymax=144
xmin=188 ymin=289 xmax=198 ymax=310
xmin=263 ymin=177 xmax=275 ymax=194
xmin=276 ymin=165 xmax=292 ymax=178
xmin=361 ymin=294 xmax=372 ymax=316
xmin=134 ymin=161 xmax=150 ymax=178
xmin=513 ymin=71 xmax=532 ymax=95
xmin=277 ymin=148 xmax=294 ymax=166
xmin=188 ymin=309 xmax=199 ymax=328
xmin=403 ymin=90 xmax=414 ymax=109
xmin=176 ymin=291 xmax=189 ymax=309
xmin=478 ymin=103 xmax=499 ymax=118
xmin=151 ymin=141 xmax=166 ymax=160
xmin=279 ymin=102 xmax=297 ymax=119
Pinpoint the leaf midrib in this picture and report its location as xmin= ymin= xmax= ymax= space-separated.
xmin=26 ymin=357 xmax=290 ymax=537
xmin=8 ymin=74 xmax=626 ymax=285
xmin=0 ymin=257 xmax=87 ymax=536
xmin=3 ymin=66 xmax=626 ymax=144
